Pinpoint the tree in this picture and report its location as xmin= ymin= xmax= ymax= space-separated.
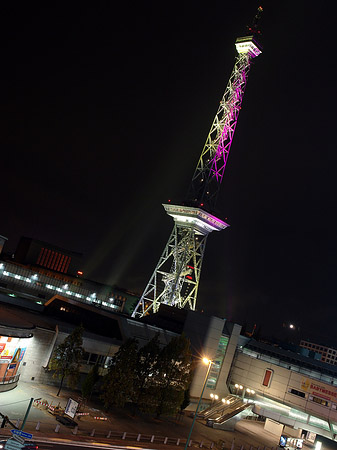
xmin=180 ymin=385 xmax=191 ymax=411
xmin=101 ymin=339 xmax=138 ymax=409
xmin=147 ymin=334 xmax=192 ymax=417
xmin=82 ymin=363 xmax=100 ymax=400
xmin=135 ymin=334 xmax=161 ymax=412
xmin=49 ymin=325 xmax=84 ymax=396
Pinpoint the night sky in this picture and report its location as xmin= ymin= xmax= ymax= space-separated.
xmin=1 ymin=3 xmax=336 ymax=343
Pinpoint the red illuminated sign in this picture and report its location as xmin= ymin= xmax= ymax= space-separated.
xmin=262 ymin=369 xmax=273 ymax=387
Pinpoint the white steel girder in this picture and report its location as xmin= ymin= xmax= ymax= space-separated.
xmin=132 ymin=35 xmax=261 ymax=318
xmin=132 ymin=224 xmax=207 ymax=318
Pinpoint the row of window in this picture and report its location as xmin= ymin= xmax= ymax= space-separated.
xmin=82 ymin=352 xmax=112 ymax=369
xmin=301 ymin=341 xmax=337 ymax=355
xmin=37 ymin=248 xmax=71 ymax=273
xmin=288 ymin=388 xmax=337 ymax=410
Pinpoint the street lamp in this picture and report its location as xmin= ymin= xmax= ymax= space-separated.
xmin=184 ymin=357 xmax=213 ymax=450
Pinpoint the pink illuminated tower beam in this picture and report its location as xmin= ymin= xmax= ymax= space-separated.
xmin=132 ymin=10 xmax=263 ymax=319
xmin=187 ymin=34 xmax=262 ymax=211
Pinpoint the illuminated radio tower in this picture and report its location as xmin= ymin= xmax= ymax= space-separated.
xmin=132 ymin=8 xmax=263 ymax=318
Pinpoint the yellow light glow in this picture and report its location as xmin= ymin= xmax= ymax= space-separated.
xmin=214 ymin=395 xmax=219 ymax=400
xmin=221 ymin=398 xmax=226 ymax=403
xmin=251 ymin=390 xmax=255 ymax=394
xmin=247 ymin=388 xmax=251 ymax=393
xmin=235 ymin=383 xmax=239 ymax=388
xmin=210 ymin=393 xmax=214 ymax=398
xmin=239 ymin=385 xmax=243 ymax=389
xmin=202 ymin=357 xmax=210 ymax=365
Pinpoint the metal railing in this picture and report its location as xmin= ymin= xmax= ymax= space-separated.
xmin=0 ymin=373 xmax=20 ymax=385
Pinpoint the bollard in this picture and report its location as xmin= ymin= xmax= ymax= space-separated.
xmin=164 ymin=437 xmax=168 ymax=444
xmin=35 ymin=421 xmax=40 ymax=431
xmin=15 ymin=419 xmax=20 ymax=428
xmin=231 ymin=439 xmax=235 ymax=450
xmin=176 ymin=438 xmax=180 ymax=446
xmin=122 ymin=432 xmax=127 ymax=440
xmin=250 ymin=447 xmax=253 ymax=450
xmin=241 ymin=446 xmax=244 ymax=450
xmin=107 ymin=431 xmax=111 ymax=438
xmin=210 ymin=443 xmax=214 ymax=449
xmin=90 ymin=428 xmax=95 ymax=437
xmin=189 ymin=440 xmax=192 ymax=447
xmin=200 ymin=440 xmax=203 ymax=448
xmin=73 ymin=426 xmax=78 ymax=435
xmin=137 ymin=434 xmax=141 ymax=442
xmin=55 ymin=424 xmax=60 ymax=433
xmin=151 ymin=435 xmax=155 ymax=443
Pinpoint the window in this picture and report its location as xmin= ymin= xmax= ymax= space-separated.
xmin=206 ymin=336 xmax=229 ymax=389
xmin=289 ymin=388 xmax=306 ymax=398
xmin=309 ymin=395 xmax=331 ymax=408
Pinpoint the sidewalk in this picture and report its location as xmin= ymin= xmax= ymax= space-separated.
xmin=0 ymin=382 xmax=281 ymax=449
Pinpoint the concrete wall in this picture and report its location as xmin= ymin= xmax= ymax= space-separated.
xmin=19 ymin=327 xmax=56 ymax=384
xmin=185 ymin=313 xmax=225 ymax=401
xmin=264 ymin=418 xmax=284 ymax=437
xmin=229 ymin=351 xmax=337 ymax=424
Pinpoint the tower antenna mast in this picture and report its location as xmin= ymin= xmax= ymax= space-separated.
xmin=132 ymin=7 xmax=263 ymax=318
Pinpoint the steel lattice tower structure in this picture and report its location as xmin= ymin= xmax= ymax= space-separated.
xmin=132 ymin=8 xmax=263 ymax=318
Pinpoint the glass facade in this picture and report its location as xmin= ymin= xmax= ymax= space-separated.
xmin=207 ymin=335 xmax=229 ymax=389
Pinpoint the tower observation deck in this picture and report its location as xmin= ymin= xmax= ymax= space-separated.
xmin=132 ymin=8 xmax=263 ymax=318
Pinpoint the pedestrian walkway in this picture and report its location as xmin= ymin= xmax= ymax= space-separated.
xmin=0 ymin=382 xmax=285 ymax=449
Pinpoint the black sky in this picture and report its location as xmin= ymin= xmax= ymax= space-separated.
xmin=1 ymin=2 xmax=336 ymax=343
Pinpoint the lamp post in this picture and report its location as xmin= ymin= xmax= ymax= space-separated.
xmin=184 ymin=357 xmax=213 ymax=450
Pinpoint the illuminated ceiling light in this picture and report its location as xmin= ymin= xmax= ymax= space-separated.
xmin=210 ymin=393 xmax=214 ymax=398
xmin=63 ymin=284 xmax=69 ymax=289
xmin=235 ymin=383 xmax=239 ymax=388
xmin=251 ymin=390 xmax=255 ymax=394
xmin=239 ymin=385 xmax=243 ymax=390
xmin=226 ymin=400 xmax=230 ymax=404
xmin=221 ymin=398 xmax=226 ymax=403
xmin=214 ymin=395 xmax=218 ymax=400
xmin=246 ymin=388 xmax=251 ymax=393
xmin=31 ymin=274 xmax=38 ymax=280
xmin=0 ymin=263 xmax=4 ymax=269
